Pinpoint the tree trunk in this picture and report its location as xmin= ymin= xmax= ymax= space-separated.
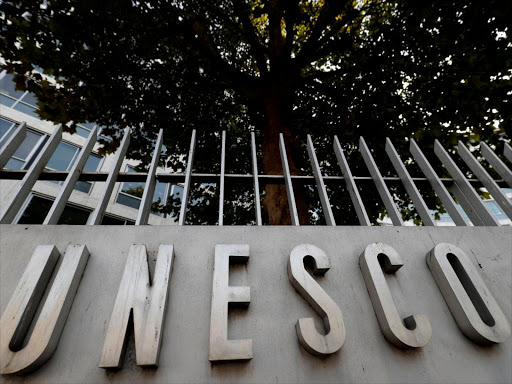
xmin=262 ymin=85 xmax=308 ymax=225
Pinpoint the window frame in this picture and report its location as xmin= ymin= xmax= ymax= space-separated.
xmin=102 ymin=213 xmax=136 ymax=225
xmin=0 ymin=117 xmax=16 ymax=146
xmin=43 ymin=140 xmax=104 ymax=195
xmin=116 ymin=165 xmax=171 ymax=215
xmin=14 ymin=192 xmax=135 ymax=225
xmin=13 ymin=192 xmax=92 ymax=224
xmin=0 ymin=72 xmax=39 ymax=117
xmin=75 ymin=152 xmax=104 ymax=195
xmin=3 ymin=128 xmax=46 ymax=170
xmin=0 ymin=116 xmax=104 ymax=195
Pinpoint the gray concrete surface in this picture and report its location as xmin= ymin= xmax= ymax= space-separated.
xmin=0 ymin=225 xmax=511 ymax=383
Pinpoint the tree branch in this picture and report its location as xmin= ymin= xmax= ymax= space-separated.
xmin=317 ymin=1 xmax=381 ymax=48
xmin=233 ymin=1 xmax=269 ymax=76
xmin=295 ymin=1 xmax=380 ymax=68
xmin=268 ymin=0 xmax=285 ymax=74
xmin=281 ymin=0 xmax=300 ymax=58
xmin=301 ymin=33 xmax=356 ymax=67
xmin=190 ymin=17 xmax=258 ymax=88
xmin=295 ymin=0 xmax=350 ymax=67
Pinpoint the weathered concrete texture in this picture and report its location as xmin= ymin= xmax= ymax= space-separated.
xmin=0 ymin=225 xmax=511 ymax=384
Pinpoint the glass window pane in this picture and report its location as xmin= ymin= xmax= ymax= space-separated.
xmin=0 ymin=94 xmax=16 ymax=107
xmin=121 ymin=182 xmax=145 ymax=198
xmin=0 ymin=73 xmax=25 ymax=99
xmin=58 ymin=204 xmax=90 ymax=225
xmin=116 ymin=192 xmax=141 ymax=209
xmin=17 ymin=195 xmax=90 ymax=224
xmin=79 ymin=122 xmax=97 ymax=130
xmin=117 ymin=166 xmax=167 ymax=215
xmin=121 ymin=167 xmax=145 ymax=197
xmin=153 ymin=182 xmax=167 ymax=204
xmin=101 ymin=215 xmax=134 ymax=225
xmin=74 ymin=181 xmax=92 ymax=194
xmin=83 ymin=154 xmax=102 ymax=171
xmin=172 ymin=185 xmax=184 ymax=200
xmin=46 ymin=142 xmax=78 ymax=171
xmin=0 ymin=118 xmax=15 ymax=141
xmin=485 ymin=201 xmax=506 ymax=219
xmin=13 ymin=102 xmax=40 ymax=118
xmin=19 ymin=92 xmax=38 ymax=107
xmin=101 ymin=215 xmax=126 ymax=225
xmin=17 ymin=196 xmax=52 ymax=224
xmin=4 ymin=158 xmax=25 ymax=170
xmin=75 ymin=126 xmax=92 ymax=138
xmin=72 ymin=154 xmax=101 ymax=194
xmin=12 ymin=130 xmax=42 ymax=160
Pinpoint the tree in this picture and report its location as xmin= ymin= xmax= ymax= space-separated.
xmin=1 ymin=0 xmax=510 ymax=225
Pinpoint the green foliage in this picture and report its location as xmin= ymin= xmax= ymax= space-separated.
xmin=1 ymin=0 xmax=510 ymax=225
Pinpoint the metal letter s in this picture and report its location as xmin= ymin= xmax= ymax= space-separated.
xmin=288 ymin=244 xmax=345 ymax=356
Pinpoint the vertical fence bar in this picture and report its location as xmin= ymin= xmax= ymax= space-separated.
xmin=0 ymin=122 xmax=26 ymax=169
xmin=479 ymin=142 xmax=512 ymax=188
xmin=434 ymin=140 xmax=499 ymax=226
xmin=307 ymin=134 xmax=335 ymax=225
xmin=44 ymin=127 xmax=98 ymax=224
xmin=333 ymin=136 xmax=370 ymax=226
xmin=410 ymin=139 xmax=469 ymax=226
xmin=279 ymin=133 xmax=299 ymax=226
xmin=88 ymin=128 xmax=130 ymax=225
xmin=458 ymin=141 xmax=512 ymax=219
xmin=0 ymin=125 xmax=62 ymax=224
xmin=385 ymin=138 xmax=436 ymax=226
xmin=504 ymin=142 xmax=512 ymax=163
xmin=359 ymin=137 xmax=403 ymax=226
xmin=251 ymin=132 xmax=262 ymax=226
xmin=178 ymin=130 xmax=196 ymax=226
xmin=218 ymin=131 xmax=226 ymax=226
xmin=135 ymin=129 xmax=164 ymax=225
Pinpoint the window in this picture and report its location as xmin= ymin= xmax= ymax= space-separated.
xmin=435 ymin=212 xmax=456 ymax=224
xmin=3 ymin=130 xmax=45 ymax=170
xmin=171 ymin=184 xmax=184 ymax=201
xmin=0 ymin=72 xmax=104 ymax=139
xmin=13 ymin=100 xmax=40 ymax=118
xmin=16 ymin=194 xmax=134 ymax=225
xmin=0 ymin=117 xmax=16 ymax=147
xmin=0 ymin=73 xmax=25 ymax=105
xmin=116 ymin=166 xmax=169 ymax=214
xmin=17 ymin=194 xmax=91 ymax=225
xmin=101 ymin=215 xmax=135 ymax=225
xmin=47 ymin=141 xmax=79 ymax=171
xmin=0 ymin=73 xmax=40 ymax=118
xmin=485 ymin=201 xmax=508 ymax=221
xmin=74 ymin=122 xmax=99 ymax=139
xmin=45 ymin=141 xmax=103 ymax=194
xmin=75 ymin=154 xmax=103 ymax=193
xmin=1 ymin=124 xmax=103 ymax=194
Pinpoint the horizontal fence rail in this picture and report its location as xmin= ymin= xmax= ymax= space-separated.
xmin=0 ymin=121 xmax=511 ymax=226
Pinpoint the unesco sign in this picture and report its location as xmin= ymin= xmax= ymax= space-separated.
xmin=0 ymin=225 xmax=510 ymax=383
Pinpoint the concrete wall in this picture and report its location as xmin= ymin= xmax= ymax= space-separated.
xmin=0 ymin=225 xmax=511 ymax=383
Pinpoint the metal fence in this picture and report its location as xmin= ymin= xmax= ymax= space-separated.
xmin=0 ymin=121 xmax=511 ymax=226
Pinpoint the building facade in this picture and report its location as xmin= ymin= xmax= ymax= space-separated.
xmin=0 ymin=70 xmax=511 ymax=383
xmin=0 ymin=70 xmax=181 ymax=226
